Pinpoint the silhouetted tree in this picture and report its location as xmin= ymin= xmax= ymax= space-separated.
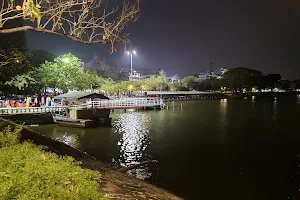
xmin=274 ymin=80 xmax=292 ymax=91
xmin=30 ymin=50 xmax=55 ymax=67
xmin=219 ymin=67 xmax=264 ymax=91
xmin=263 ymin=74 xmax=281 ymax=89
xmin=85 ymin=55 xmax=120 ymax=80
xmin=0 ymin=17 xmax=29 ymax=94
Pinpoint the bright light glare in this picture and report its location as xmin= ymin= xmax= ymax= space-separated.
xmin=127 ymin=51 xmax=130 ymax=55
xmin=128 ymin=85 xmax=133 ymax=90
xmin=133 ymin=50 xmax=137 ymax=55
xmin=62 ymin=57 xmax=69 ymax=63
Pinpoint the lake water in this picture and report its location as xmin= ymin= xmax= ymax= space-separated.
xmin=34 ymin=95 xmax=300 ymax=200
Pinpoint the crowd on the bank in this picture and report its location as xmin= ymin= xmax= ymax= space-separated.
xmin=0 ymin=96 xmax=55 ymax=108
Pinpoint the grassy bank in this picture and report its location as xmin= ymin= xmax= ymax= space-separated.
xmin=0 ymin=125 xmax=106 ymax=199
xmin=0 ymin=118 xmax=182 ymax=200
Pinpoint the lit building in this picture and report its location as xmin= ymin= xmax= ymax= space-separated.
xmin=168 ymin=74 xmax=180 ymax=83
xmin=129 ymin=71 xmax=141 ymax=82
xmin=198 ymin=71 xmax=217 ymax=81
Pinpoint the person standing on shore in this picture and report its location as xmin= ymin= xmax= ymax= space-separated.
xmin=26 ymin=97 xmax=31 ymax=107
xmin=5 ymin=100 xmax=10 ymax=108
xmin=46 ymin=96 xmax=51 ymax=106
xmin=34 ymin=97 xmax=40 ymax=107
xmin=41 ymin=96 xmax=45 ymax=106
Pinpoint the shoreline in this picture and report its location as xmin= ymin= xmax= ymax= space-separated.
xmin=0 ymin=118 xmax=182 ymax=200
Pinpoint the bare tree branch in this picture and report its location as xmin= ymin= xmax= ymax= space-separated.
xmin=0 ymin=0 xmax=140 ymax=53
xmin=0 ymin=51 xmax=24 ymax=67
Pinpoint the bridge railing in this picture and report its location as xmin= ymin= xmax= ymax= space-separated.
xmin=69 ymin=97 xmax=163 ymax=109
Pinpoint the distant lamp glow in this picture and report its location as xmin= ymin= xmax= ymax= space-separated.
xmin=62 ymin=57 xmax=70 ymax=63
xmin=133 ymin=50 xmax=137 ymax=55
xmin=128 ymin=85 xmax=133 ymax=91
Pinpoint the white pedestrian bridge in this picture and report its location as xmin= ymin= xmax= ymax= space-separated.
xmin=0 ymin=98 xmax=164 ymax=115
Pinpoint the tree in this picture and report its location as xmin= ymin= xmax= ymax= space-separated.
xmin=0 ymin=0 xmax=140 ymax=53
xmin=220 ymin=67 xmax=264 ymax=91
xmin=0 ymin=16 xmax=29 ymax=94
xmin=181 ymin=76 xmax=199 ymax=91
xmin=143 ymin=70 xmax=168 ymax=91
xmin=169 ymin=82 xmax=186 ymax=91
xmin=30 ymin=50 xmax=55 ymax=67
xmin=85 ymin=56 xmax=120 ymax=80
xmin=39 ymin=53 xmax=95 ymax=92
xmin=292 ymin=79 xmax=300 ymax=90
xmin=263 ymin=74 xmax=281 ymax=89
xmin=274 ymin=80 xmax=292 ymax=91
xmin=5 ymin=71 xmax=36 ymax=90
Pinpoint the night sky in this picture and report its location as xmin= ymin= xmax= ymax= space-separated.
xmin=27 ymin=0 xmax=300 ymax=79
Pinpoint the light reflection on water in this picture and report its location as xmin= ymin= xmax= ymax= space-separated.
xmin=112 ymin=111 xmax=151 ymax=179
xmin=219 ymin=99 xmax=228 ymax=141
xmin=52 ymin=128 xmax=80 ymax=148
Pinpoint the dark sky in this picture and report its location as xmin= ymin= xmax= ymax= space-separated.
xmin=27 ymin=0 xmax=300 ymax=79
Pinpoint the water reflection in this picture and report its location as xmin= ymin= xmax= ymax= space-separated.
xmin=52 ymin=128 xmax=80 ymax=148
xmin=272 ymin=97 xmax=277 ymax=134
xmin=113 ymin=112 xmax=151 ymax=179
xmin=219 ymin=99 xmax=228 ymax=141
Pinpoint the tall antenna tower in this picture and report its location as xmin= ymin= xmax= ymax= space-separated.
xmin=210 ymin=60 xmax=214 ymax=75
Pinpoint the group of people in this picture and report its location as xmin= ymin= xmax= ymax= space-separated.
xmin=0 ymin=96 xmax=54 ymax=108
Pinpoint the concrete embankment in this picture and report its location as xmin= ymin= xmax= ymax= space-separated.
xmin=0 ymin=113 xmax=54 ymax=125
xmin=225 ymin=91 xmax=300 ymax=98
xmin=0 ymin=118 xmax=182 ymax=200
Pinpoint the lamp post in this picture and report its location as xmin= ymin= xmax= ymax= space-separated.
xmin=127 ymin=50 xmax=136 ymax=81
xmin=62 ymin=57 xmax=70 ymax=92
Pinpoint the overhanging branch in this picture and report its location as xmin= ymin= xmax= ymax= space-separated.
xmin=0 ymin=0 xmax=140 ymax=52
xmin=0 ymin=26 xmax=106 ymax=44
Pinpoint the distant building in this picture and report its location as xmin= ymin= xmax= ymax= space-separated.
xmin=198 ymin=71 xmax=217 ymax=81
xmin=167 ymin=74 xmax=180 ymax=83
xmin=129 ymin=71 xmax=141 ymax=82
xmin=198 ymin=60 xmax=218 ymax=81
xmin=125 ymin=67 xmax=160 ymax=81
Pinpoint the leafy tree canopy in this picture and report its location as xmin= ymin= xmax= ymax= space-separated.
xmin=39 ymin=53 xmax=105 ymax=92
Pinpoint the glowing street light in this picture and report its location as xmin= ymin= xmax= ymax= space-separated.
xmin=127 ymin=50 xmax=137 ymax=81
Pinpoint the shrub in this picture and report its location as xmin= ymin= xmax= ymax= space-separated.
xmin=0 ymin=125 xmax=105 ymax=200
xmin=0 ymin=125 xmax=21 ymax=148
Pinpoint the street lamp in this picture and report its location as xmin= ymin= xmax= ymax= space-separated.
xmin=127 ymin=50 xmax=137 ymax=81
